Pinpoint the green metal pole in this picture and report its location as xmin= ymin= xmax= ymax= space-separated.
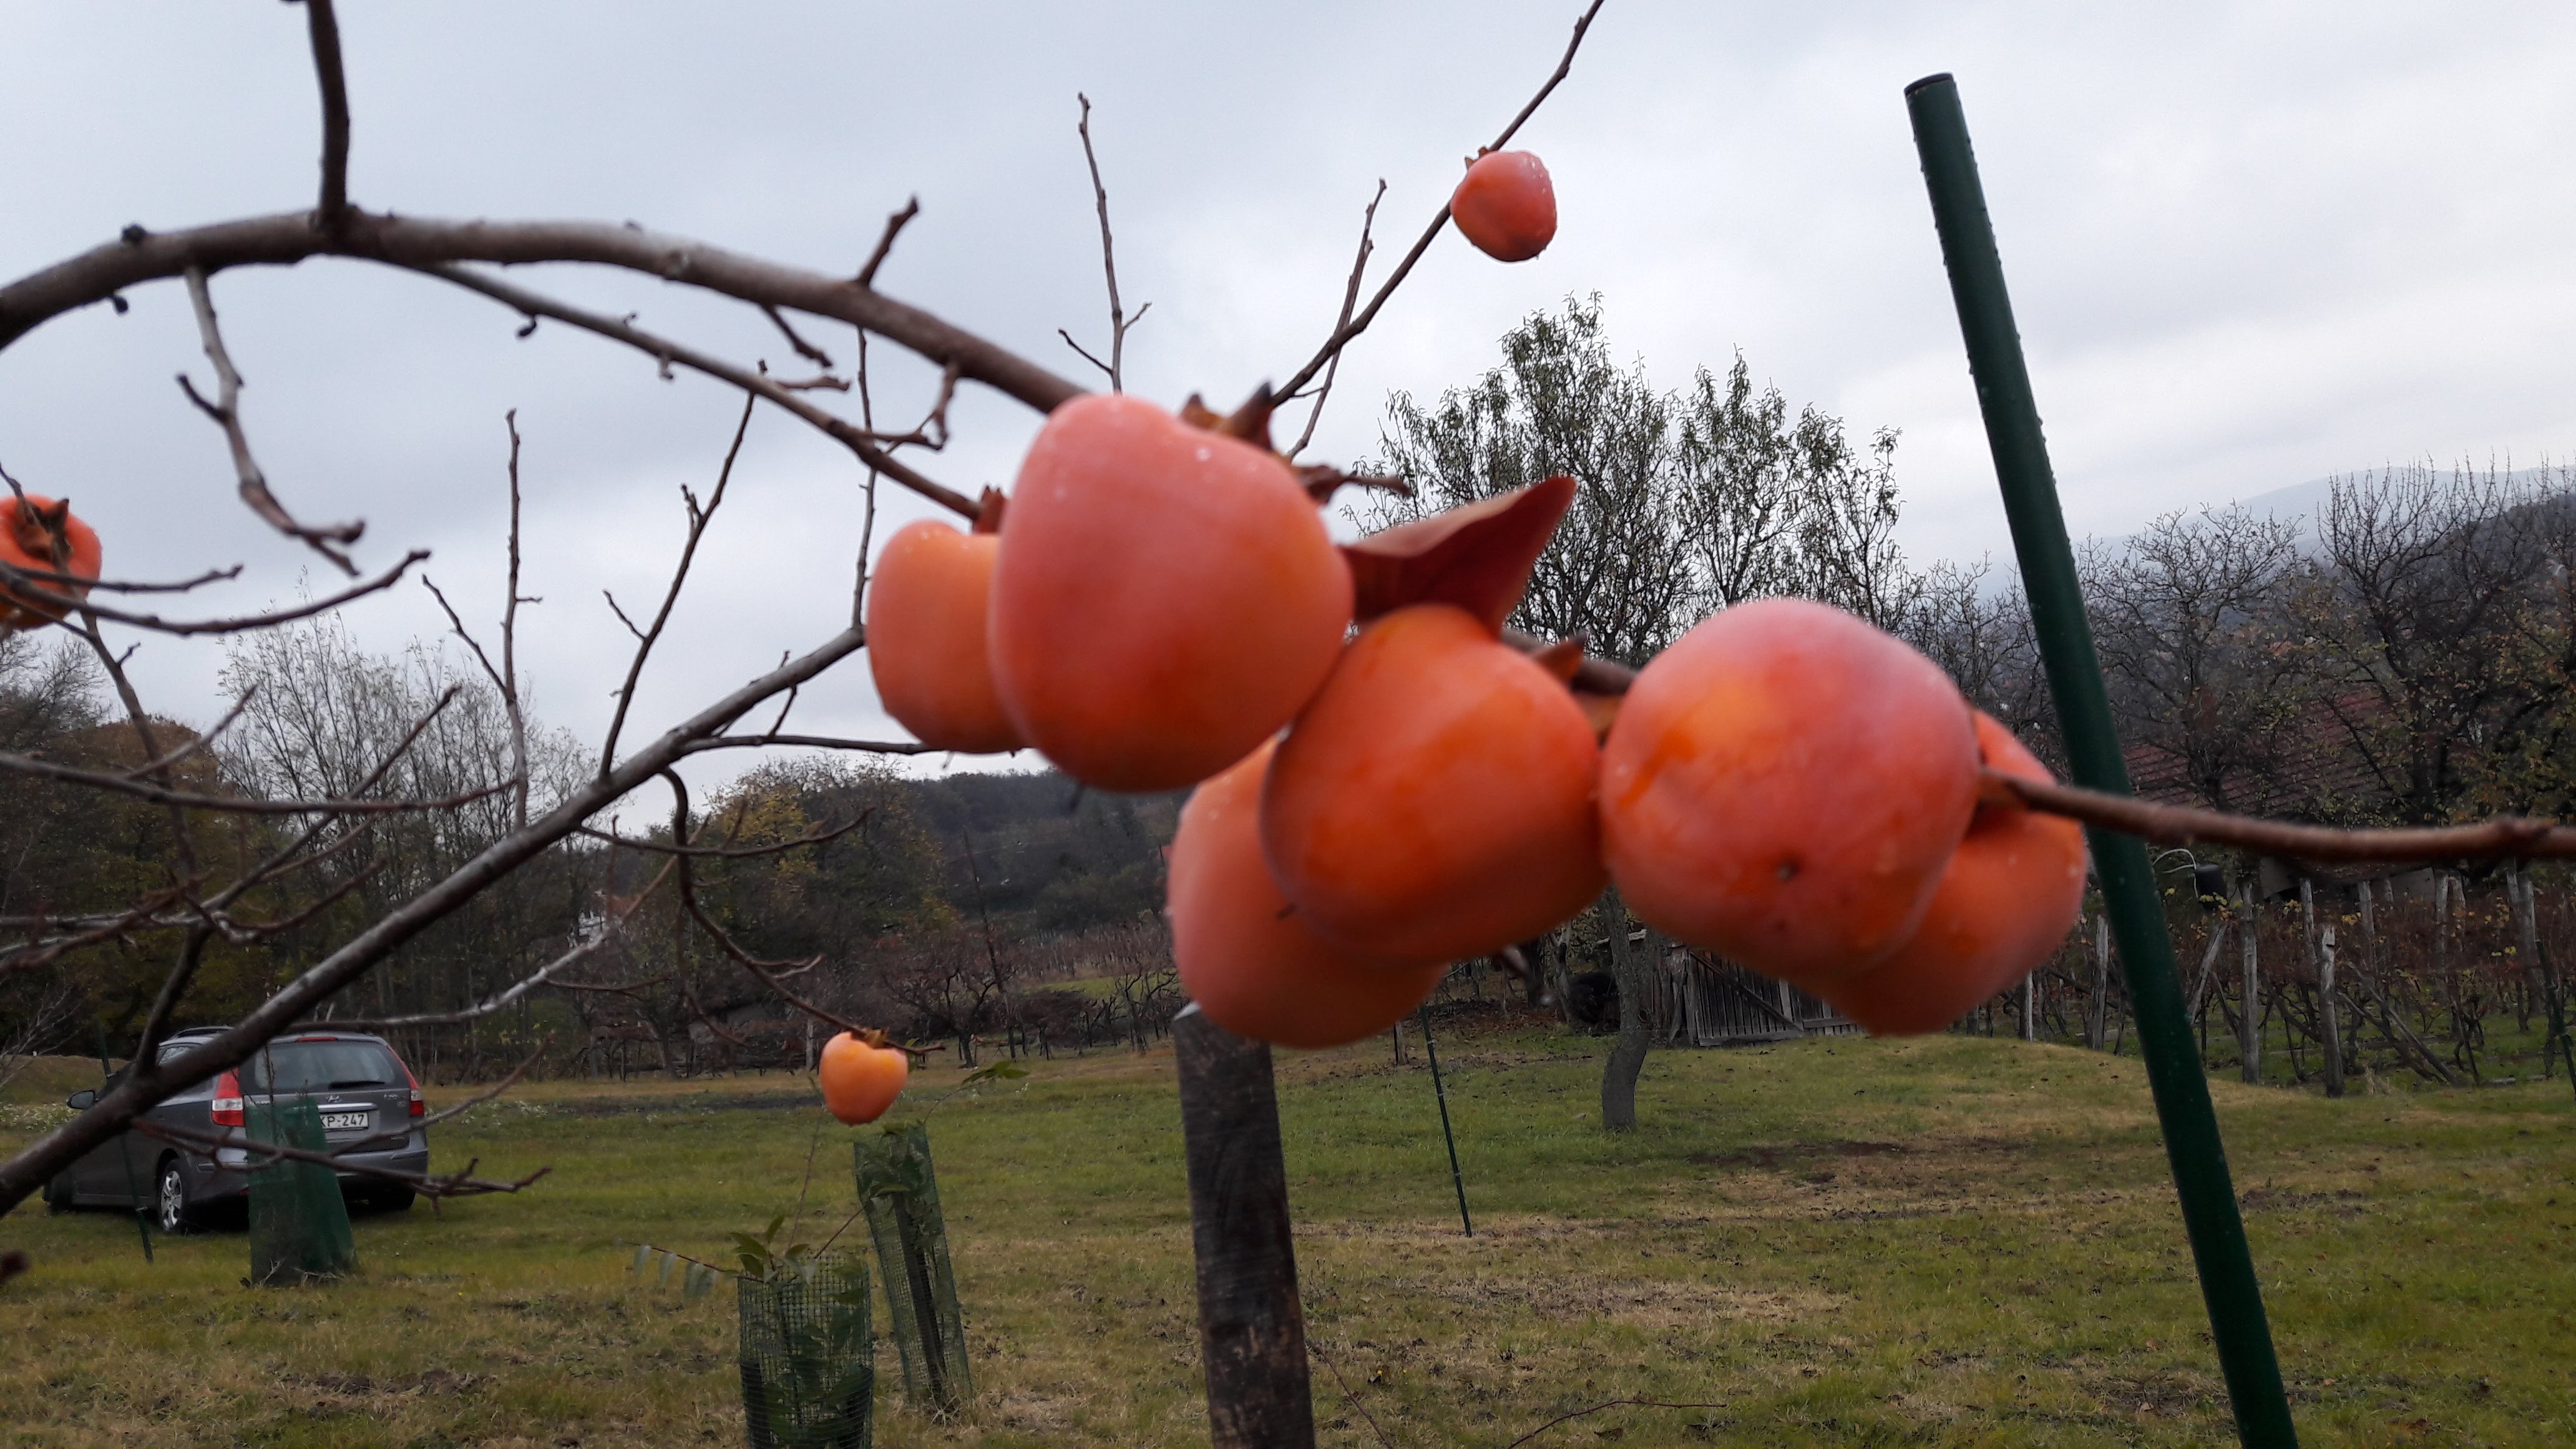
xmin=1905 ymin=73 xmax=2297 ymax=1449
xmin=1415 ymin=1006 xmax=1471 ymax=1237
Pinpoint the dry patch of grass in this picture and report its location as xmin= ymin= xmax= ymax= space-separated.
xmin=5 ymin=1030 xmax=2572 ymax=1447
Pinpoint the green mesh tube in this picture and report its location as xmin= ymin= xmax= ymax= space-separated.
xmin=738 ymin=1254 xmax=874 ymax=1449
xmin=851 ymin=1123 xmax=970 ymax=1414
xmin=245 ymin=1099 xmax=357 ymax=1286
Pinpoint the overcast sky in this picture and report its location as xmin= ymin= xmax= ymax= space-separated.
xmin=6 ymin=2 xmax=2575 ymax=787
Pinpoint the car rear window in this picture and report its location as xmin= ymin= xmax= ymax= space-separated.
xmin=239 ymin=1040 xmax=402 ymax=1093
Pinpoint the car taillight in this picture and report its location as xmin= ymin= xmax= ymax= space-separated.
xmin=210 ymin=1070 xmax=244 ymax=1127
xmin=400 ymin=1056 xmax=424 ymax=1118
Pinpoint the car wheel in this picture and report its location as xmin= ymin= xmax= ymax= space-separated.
xmin=42 ymin=1173 xmax=73 ymax=1214
xmin=153 ymin=1157 xmax=196 ymax=1235
xmin=374 ymin=1186 xmax=416 ymax=1214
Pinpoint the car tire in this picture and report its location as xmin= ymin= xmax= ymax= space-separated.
xmin=374 ymin=1186 xmax=417 ymax=1214
xmin=152 ymin=1156 xmax=197 ymax=1235
xmin=42 ymin=1173 xmax=72 ymax=1214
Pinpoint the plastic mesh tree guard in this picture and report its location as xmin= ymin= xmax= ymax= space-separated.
xmin=851 ymin=1123 xmax=971 ymax=1413
xmin=738 ymin=1255 xmax=874 ymax=1449
xmin=245 ymin=1099 xmax=357 ymax=1285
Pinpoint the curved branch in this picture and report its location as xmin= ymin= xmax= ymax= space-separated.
xmin=6 ymin=549 xmax=428 ymax=637
xmin=0 ymin=211 xmax=1086 ymax=417
xmin=1993 ymin=770 xmax=2576 ymax=862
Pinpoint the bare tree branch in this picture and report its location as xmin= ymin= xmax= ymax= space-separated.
xmin=600 ymin=394 xmax=756 ymax=775
xmin=0 ymin=621 xmax=872 ymax=1211
xmin=1068 ymin=94 xmax=1149 ymax=393
xmin=0 ymin=212 xmax=1086 ymax=417
xmin=0 ymin=550 xmax=427 ymax=637
xmin=0 ymin=748 xmax=503 ymax=816
xmin=297 ymin=0 xmax=353 ymax=233
xmin=411 ymin=260 xmax=977 ymax=517
xmin=676 ymin=732 xmax=937 ymax=758
xmin=1994 ymin=769 xmax=2576 ymax=863
xmin=177 ymin=266 xmax=364 ymax=574
xmin=1275 ymin=0 xmax=1608 ymax=402
xmin=1289 ymin=180 xmax=1386 ymax=460
xmin=135 ymin=1118 xmax=545 ymax=1199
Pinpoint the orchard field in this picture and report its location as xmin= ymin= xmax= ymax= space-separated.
xmin=2 ymin=1023 xmax=2570 ymax=1449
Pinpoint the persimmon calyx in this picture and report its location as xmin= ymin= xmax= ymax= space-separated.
xmin=1342 ymin=474 xmax=1576 ymax=633
xmin=1178 ymin=384 xmax=1279 ymax=449
xmin=973 ymin=487 xmax=1007 ymax=535
xmin=1297 ymin=464 xmax=1411 ymax=506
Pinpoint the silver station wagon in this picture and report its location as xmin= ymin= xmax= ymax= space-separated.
xmin=43 ymin=1027 xmax=430 ymax=1232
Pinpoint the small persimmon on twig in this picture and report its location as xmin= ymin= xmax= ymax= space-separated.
xmin=1276 ymin=0 xmax=1611 ymax=402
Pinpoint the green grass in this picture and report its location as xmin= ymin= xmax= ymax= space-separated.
xmin=4 ymin=1028 xmax=2572 ymax=1447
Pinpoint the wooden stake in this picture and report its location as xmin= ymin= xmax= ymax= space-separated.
xmin=1173 ymin=1005 xmax=1315 ymax=1449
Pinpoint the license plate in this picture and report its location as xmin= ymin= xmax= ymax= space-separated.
xmin=321 ymin=1111 xmax=369 ymax=1131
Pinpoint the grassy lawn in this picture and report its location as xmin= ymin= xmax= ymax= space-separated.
xmin=3 ymin=1025 xmax=2571 ymax=1448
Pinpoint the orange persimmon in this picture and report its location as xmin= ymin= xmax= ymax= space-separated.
xmin=1821 ymin=712 xmax=2087 ymax=1035
xmin=0 ymin=494 xmax=102 ymax=630
xmin=1598 ymin=597 xmax=1979 ymax=986
xmin=988 ymin=393 xmax=1352 ymax=793
xmin=1169 ymin=740 xmax=1450 ymax=1049
xmin=1451 ymin=150 xmax=1557 ymax=263
xmin=865 ymin=510 xmax=1023 ymax=754
xmin=1262 ymin=603 xmax=1606 ymax=964
xmin=817 ymin=1032 xmax=909 ymax=1125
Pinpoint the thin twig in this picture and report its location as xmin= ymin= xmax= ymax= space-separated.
xmin=575 ymin=809 xmax=867 ymax=859
xmin=178 ymin=266 xmax=363 ymax=574
xmin=676 ymin=733 xmax=936 ymax=758
xmin=1 ymin=550 xmax=423 ymax=637
xmin=135 ymin=1118 xmax=545 ymax=1199
xmin=1994 ymin=771 xmax=2576 ymax=863
xmin=328 ymin=1042 xmax=548 ymax=1154
xmin=761 ymin=303 xmax=834 ymax=369
xmin=599 ymin=395 xmax=756 ymax=776
xmin=854 ymin=196 xmax=920 ymax=288
xmin=411 ymin=261 xmax=977 ymax=517
xmin=1502 ymin=1398 xmax=1728 ymax=1449
xmin=1289 ymin=180 xmax=1386 ymax=460
xmin=1276 ymin=0 xmax=1608 ymax=402
xmin=0 ymin=748 xmax=504 ymax=816
xmin=1070 ymin=94 xmax=1149 ymax=392
xmin=0 ymin=560 xmax=242 ymax=595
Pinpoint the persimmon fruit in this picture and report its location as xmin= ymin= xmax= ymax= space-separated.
xmin=0 ymin=494 xmax=102 ymax=630
xmin=1822 ymin=711 xmax=2087 ymax=1035
xmin=988 ymin=393 xmax=1353 ymax=793
xmin=1451 ymin=150 xmax=1557 ymax=263
xmin=1262 ymin=602 xmax=1606 ymax=963
xmin=1598 ymin=597 xmax=1979 ymax=987
xmin=1168 ymin=739 xmax=1450 ymax=1050
xmin=818 ymin=1032 xmax=909 ymax=1125
xmin=865 ymin=508 xmax=1023 ymax=754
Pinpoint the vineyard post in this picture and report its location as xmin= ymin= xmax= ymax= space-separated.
xmin=1172 ymin=1004 xmax=1316 ymax=1449
xmin=1906 ymin=72 xmax=2301 ymax=1449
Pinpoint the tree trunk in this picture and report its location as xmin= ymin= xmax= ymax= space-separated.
xmin=2240 ymin=884 xmax=2262 ymax=1085
xmin=1599 ymin=888 xmax=1650 ymax=1132
xmin=2512 ymin=867 xmax=2540 ymax=1032
xmin=2020 ymin=971 xmax=2036 ymax=1040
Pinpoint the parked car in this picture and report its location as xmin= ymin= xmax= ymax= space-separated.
xmin=42 ymin=1027 xmax=429 ymax=1232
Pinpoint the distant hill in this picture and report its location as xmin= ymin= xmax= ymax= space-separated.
xmin=897 ymin=769 xmax=1182 ymax=938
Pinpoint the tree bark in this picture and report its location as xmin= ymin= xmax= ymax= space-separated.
xmin=2086 ymin=914 xmax=2111 ymax=1051
xmin=1173 ymin=1007 xmax=1315 ymax=1449
xmin=1599 ymin=887 xmax=1651 ymax=1132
